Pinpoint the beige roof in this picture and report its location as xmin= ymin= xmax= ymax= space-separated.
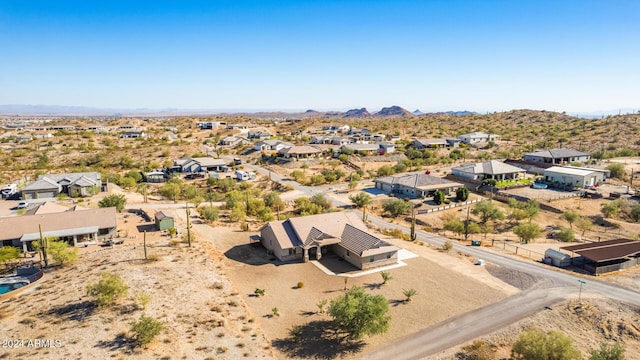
xmin=278 ymin=145 xmax=321 ymax=155
xmin=0 ymin=207 xmax=117 ymax=242
xmin=25 ymin=201 xmax=70 ymax=215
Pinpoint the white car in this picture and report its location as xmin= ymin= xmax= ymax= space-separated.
xmin=17 ymin=201 xmax=28 ymax=209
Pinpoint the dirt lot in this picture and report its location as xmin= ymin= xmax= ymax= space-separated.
xmin=0 ymin=210 xmax=274 ymax=360
xmin=187 ymin=214 xmax=519 ymax=359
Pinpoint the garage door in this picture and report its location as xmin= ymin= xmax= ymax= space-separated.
xmin=23 ymin=192 xmax=36 ymax=200
xmin=37 ymin=191 xmax=57 ymax=199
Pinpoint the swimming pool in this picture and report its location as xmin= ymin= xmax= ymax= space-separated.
xmin=0 ymin=281 xmax=29 ymax=295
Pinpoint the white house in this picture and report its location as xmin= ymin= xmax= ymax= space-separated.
xmin=451 ymin=160 xmax=526 ymax=181
xmin=457 ymin=132 xmax=500 ymax=145
xmin=543 ymin=166 xmax=607 ymax=188
xmin=523 ymin=148 xmax=590 ymax=165
xmin=254 ymin=140 xmax=294 ymax=152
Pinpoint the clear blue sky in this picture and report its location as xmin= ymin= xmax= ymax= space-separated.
xmin=1 ymin=0 xmax=639 ymax=113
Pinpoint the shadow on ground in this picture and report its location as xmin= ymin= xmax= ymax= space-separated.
xmin=316 ymin=255 xmax=360 ymax=275
xmin=136 ymin=224 xmax=157 ymax=233
xmin=43 ymin=300 xmax=97 ymax=321
xmin=224 ymin=243 xmax=277 ymax=266
xmin=272 ymin=320 xmax=365 ymax=359
xmin=94 ymin=333 xmax=134 ymax=353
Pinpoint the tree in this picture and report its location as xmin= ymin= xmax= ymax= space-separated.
xmin=383 ymin=199 xmax=412 ymax=218
xmin=160 ymin=183 xmax=182 ymax=203
xmin=562 ymin=210 xmax=580 ymax=229
xmin=472 ymin=200 xmax=504 ymax=224
xmin=310 ymin=193 xmax=331 ymax=210
xmin=0 ymin=246 xmax=20 ymax=263
xmin=349 ymin=192 xmax=373 ymax=221
xmin=349 ymin=192 xmax=372 ymax=209
xmin=380 ymin=271 xmax=392 ymax=284
xmin=328 ymin=286 xmax=390 ymax=341
xmin=402 ymin=288 xmax=417 ymax=302
xmin=523 ymin=200 xmax=540 ymax=223
xmin=513 ymin=223 xmax=542 ymax=244
xmin=576 ymin=217 xmax=593 ymax=240
xmin=557 ymin=227 xmax=575 ymax=242
xmin=433 ymin=190 xmax=446 ymax=205
xmin=456 ymin=187 xmax=470 ymax=202
xmin=606 ymin=163 xmax=625 ymax=179
xmin=630 ymin=205 xmax=640 ymax=222
xmin=511 ymin=328 xmax=582 ymax=360
xmin=48 ymin=240 xmax=78 ymax=266
xmin=443 ymin=217 xmax=465 ymax=238
xmin=589 ymin=342 xmax=625 ymax=360
xmin=197 ymin=205 xmax=219 ymax=222
xmin=98 ymin=194 xmax=127 ymax=212
xmin=263 ymin=192 xmax=284 ymax=211
xmin=129 ymin=314 xmax=163 ymax=347
xmin=87 ymin=272 xmax=130 ymax=308
xmin=601 ymin=200 xmax=624 ymax=219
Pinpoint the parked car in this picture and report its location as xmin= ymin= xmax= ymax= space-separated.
xmin=16 ymin=201 xmax=28 ymax=209
xmin=185 ymin=173 xmax=205 ymax=180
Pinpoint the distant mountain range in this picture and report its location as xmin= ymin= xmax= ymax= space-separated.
xmin=0 ymin=104 xmax=633 ymax=118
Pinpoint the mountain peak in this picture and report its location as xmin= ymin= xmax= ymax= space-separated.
xmin=375 ymin=105 xmax=414 ymax=117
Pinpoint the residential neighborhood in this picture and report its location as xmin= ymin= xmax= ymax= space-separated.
xmin=1 ymin=109 xmax=639 ymax=360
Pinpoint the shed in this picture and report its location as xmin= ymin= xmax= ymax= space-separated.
xmin=544 ymin=248 xmax=571 ymax=268
xmin=155 ymin=211 xmax=174 ymax=231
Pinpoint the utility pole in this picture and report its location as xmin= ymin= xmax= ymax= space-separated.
xmin=410 ymin=203 xmax=416 ymax=241
xmin=143 ymin=231 xmax=147 ymax=260
xmin=186 ymin=203 xmax=192 ymax=248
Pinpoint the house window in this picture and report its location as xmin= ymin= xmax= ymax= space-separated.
xmin=289 ymin=248 xmax=296 ymax=255
xmin=346 ymin=251 xmax=350 ymax=257
xmin=386 ymin=254 xmax=391 ymax=259
xmin=369 ymin=257 xmax=374 ymax=262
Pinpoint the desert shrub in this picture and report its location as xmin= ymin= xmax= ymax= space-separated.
xmin=132 ymin=291 xmax=152 ymax=310
xmin=98 ymin=194 xmax=127 ymax=212
xmin=48 ymin=240 xmax=78 ymax=266
xmin=288 ymin=325 xmax=303 ymax=338
xmin=87 ymin=273 xmax=129 ymax=308
xmin=296 ymin=282 xmax=304 ymax=289
xmin=129 ymin=314 xmax=163 ymax=347
xmin=442 ymin=240 xmax=454 ymax=252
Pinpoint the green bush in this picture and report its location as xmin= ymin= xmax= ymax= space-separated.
xmin=129 ymin=314 xmax=163 ymax=347
xmin=87 ymin=273 xmax=129 ymax=308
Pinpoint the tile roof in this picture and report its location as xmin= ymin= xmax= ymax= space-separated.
xmin=340 ymin=224 xmax=398 ymax=256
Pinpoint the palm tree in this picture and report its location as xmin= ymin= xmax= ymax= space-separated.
xmin=403 ymin=288 xmax=417 ymax=302
xmin=380 ymin=271 xmax=393 ymax=285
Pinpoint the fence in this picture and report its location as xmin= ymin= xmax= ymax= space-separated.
xmin=417 ymin=199 xmax=481 ymax=214
xmin=490 ymin=240 xmax=546 ymax=261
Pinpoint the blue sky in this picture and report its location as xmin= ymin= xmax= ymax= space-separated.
xmin=1 ymin=0 xmax=639 ymax=113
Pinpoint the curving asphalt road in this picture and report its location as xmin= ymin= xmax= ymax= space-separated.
xmin=224 ymin=163 xmax=640 ymax=358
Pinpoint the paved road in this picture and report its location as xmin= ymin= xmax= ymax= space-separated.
xmin=240 ymin=163 xmax=640 ymax=358
xmin=146 ymin=162 xmax=637 ymax=358
xmin=360 ymin=213 xmax=640 ymax=359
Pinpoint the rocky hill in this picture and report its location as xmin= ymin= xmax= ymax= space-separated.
xmin=375 ymin=105 xmax=414 ymax=117
xmin=343 ymin=107 xmax=371 ymax=118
